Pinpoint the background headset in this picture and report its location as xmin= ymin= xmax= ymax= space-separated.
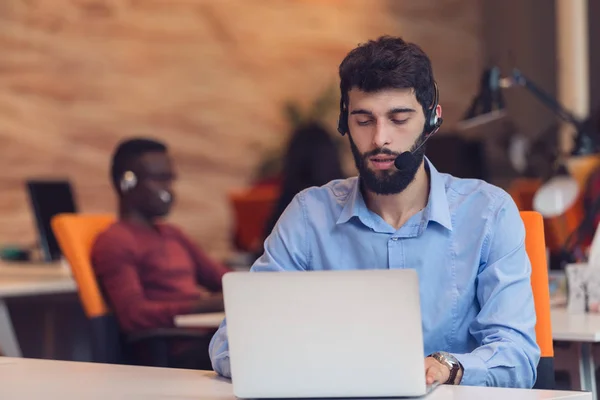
xmin=119 ymin=170 xmax=137 ymax=193
xmin=337 ymin=81 xmax=442 ymax=138
xmin=119 ymin=169 xmax=172 ymax=203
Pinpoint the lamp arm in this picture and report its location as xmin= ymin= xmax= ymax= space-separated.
xmin=504 ymin=69 xmax=585 ymax=132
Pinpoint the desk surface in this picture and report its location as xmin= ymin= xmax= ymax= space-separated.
xmin=175 ymin=311 xmax=225 ymax=328
xmin=551 ymin=308 xmax=600 ymax=342
xmin=0 ymin=261 xmax=76 ymax=297
xmin=180 ymin=308 xmax=600 ymax=341
xmin=0 ymin=357 xmax=590 ymax=400
xmin=176 ymin=308 xmax=600 ymax=342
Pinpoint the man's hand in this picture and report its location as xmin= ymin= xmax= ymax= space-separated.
xmin=193 ymin=292 xmax=224 ymax=313
xmin=424 ymin=356 xmax=450 ymax=385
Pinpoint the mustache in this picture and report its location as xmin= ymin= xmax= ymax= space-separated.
xmin=363 ymin=148 xmax=401 ymax=158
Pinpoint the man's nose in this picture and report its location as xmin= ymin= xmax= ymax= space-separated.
xmin=372 ymin=121 xmax=393 ymax=148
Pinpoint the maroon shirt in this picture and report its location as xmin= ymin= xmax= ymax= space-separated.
xmin=91 ymin=221 xmax=230 ymax=334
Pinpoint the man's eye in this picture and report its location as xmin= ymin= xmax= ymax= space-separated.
xmin=357 ymin=120 xmax=372 ymax=126
xmin=392 ymin=119 xmax=409 ymax=125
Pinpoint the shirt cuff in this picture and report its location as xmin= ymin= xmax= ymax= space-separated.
xmin=211 ymin=350 xmax=232 ymax=378
xmin=209 ymin=323 xmax=232 ymax=378
xmin=452 ymin=352 xmax=487 ymax=386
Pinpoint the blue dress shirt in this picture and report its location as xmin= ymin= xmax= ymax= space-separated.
xmin=209 ymin=159 xmax=540 ymax=388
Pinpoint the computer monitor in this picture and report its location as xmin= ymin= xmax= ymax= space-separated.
xmin=26 ymin=180 xmax=78 ymax=262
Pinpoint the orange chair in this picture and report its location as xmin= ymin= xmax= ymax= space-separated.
xmin=51 ymin=213 xmax=115 ymax=319
xmin=51 ymin=213 xmax=124 ymax=363
xmin=520 ymin=211 xmax=554 ymax=389
xmin=229 ymin=184 xmax=280 ymax=253
xmin=51 ymin=213 xmax=209 ymax=366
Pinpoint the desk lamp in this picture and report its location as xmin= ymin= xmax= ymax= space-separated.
xmin=499 ymin=69 xmax=599 ymax=265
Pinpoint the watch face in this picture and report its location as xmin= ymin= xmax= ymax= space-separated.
xmin=438 ymin=352 xmax=458 ymax=367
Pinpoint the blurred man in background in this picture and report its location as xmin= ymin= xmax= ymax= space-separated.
xmin=261 ymin=121 xmax=345 ymax=244
xmin=92 ymin=137 xmax=229 ymax=369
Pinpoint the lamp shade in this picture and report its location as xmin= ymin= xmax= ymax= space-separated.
xmin=533 ymin=175 xmax=579 ymax=218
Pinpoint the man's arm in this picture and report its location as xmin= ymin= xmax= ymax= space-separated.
xmin=92 ymin=232 xmax=199 ymax=334
xmin=209 ymin=193 xmax=309 ymax=377
xmin=451 ymin=194 xmax=540 ymax=388
xmin=175 ymin=228 xmax=231 ymax=292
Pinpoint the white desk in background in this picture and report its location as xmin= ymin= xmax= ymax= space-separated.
xmin=0 ymin=261 xmax=76 ymax=357
xmin=175 ymin=311 xmax=225 ymax=329
xmin=552 ymin=308 xmax=600 ymax=400
xmin=0 ymin=357 xmax=591 ymax=400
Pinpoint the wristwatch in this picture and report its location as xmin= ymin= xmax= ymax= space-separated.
xmin=428 ymin=351 xmax=462 ymax=385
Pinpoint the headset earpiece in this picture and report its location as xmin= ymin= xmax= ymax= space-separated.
xmin=120 ymin=170 xmax=137 ymax=193
xmin=424 ymin=82 xmax=442 ymax=135
xmin=337 ymin=98 xmax=349 ymax=136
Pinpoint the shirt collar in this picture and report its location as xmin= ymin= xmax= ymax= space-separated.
xmin=336 ymin=177 xmax=372 ymax=227
xmin=424 ymin=159 xmax=453 ymax=231
xmin=336 ymin=157 xmax=453 ymax=231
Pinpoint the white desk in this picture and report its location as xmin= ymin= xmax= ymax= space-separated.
xmin=175 ymin=311 xmax=225 ymax=328
xmin=552 ymin=308 xmax=600 ymax=400
xmin=552 ymin=308 xmax=600 ymax=342
xmin=0 ymin=261 xmax=76 ymax=357
xmin=0 ymin=357 xmax=591 ymax=400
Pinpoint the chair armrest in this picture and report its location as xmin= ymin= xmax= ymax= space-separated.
xmin=127 ymin=328 xmax=211 ymax=344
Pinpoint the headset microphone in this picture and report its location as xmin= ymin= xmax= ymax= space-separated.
xmin=158 ymin=190 xmax=172 ymax=203
xmin=393 ymin=123 xmax=441 ymax=170
xmin=394 ymin=82 xmax=443 ymax=170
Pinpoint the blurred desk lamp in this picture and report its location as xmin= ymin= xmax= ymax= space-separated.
xmin=456 ymin=66 xmax=511 ymax=141
xmin=499 ymin=68 xmax=598 ymax=262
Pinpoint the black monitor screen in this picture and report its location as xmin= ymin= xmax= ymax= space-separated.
xmin=26 ymin=180 xmax=77 ymax=262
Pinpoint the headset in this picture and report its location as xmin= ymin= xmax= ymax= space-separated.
xmin=119 ymin=170 xmax=137 ymax=193
xmin=119 ymin=170 xmax=172 ymax=203
xmin=337 ymin=81 xmax=442 ymax=138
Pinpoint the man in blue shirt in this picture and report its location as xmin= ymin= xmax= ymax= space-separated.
xmin=209 ymin=36 xmax=540 ymax=388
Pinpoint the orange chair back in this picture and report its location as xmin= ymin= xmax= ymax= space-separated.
xmin=520 ymin=211 xmax=553 ymax=358
xmin=229 ymin=185 xmax=279 ymax=252
xmin=51 ymin=213 xmax=116 ymax=319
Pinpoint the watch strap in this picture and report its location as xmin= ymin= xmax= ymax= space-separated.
xmin=447 ymin=361 xmax=458 ymax=384
xmin=429 ymin=352 xmax=459 ymax=384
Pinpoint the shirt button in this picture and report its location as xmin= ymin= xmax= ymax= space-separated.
xmin=391 ymin=237 xmax=399 ymax=241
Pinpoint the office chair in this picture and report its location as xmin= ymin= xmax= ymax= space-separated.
xmin=521 ymin=211 xmax=555 ymax=389
xmin=51 ymin=213 xmax=209 ymax=367
xmin=229 ymin=185 xmax=279 ymax=253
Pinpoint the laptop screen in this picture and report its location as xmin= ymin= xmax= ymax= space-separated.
xmin=26 ymin=180 xmax=77 ymax=262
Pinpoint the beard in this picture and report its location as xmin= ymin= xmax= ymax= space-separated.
xmin=349 ymin=133 xmax=426 ymax=195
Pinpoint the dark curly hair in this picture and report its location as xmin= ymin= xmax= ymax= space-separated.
xmin=338 ymin=36 xmax=436 ymax=115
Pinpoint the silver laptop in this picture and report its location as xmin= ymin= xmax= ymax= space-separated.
xmin=223 ymin=269 xmax=433 ymax=399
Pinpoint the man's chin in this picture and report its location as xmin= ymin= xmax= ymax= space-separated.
xmin=360 ymin=170 xmax=413 ymax=195
xmin=361 ymin=177 xmax=395 ymax=195
xmin=366 ymin=165 xmax=395 ymax=176
xmin=148 ymin=207 xmax=172 ymax=219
